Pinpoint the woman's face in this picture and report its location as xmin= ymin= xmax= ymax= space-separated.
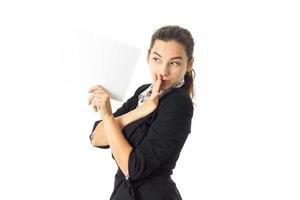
xmin=147 ymin=39 xmax=193 ymax=90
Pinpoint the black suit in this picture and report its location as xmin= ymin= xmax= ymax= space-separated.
xmin=90 ymin=83 xmax=194 ymax=200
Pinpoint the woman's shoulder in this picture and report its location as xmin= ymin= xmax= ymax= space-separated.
xmin=158 ymin=86 xmax=194 ymax=115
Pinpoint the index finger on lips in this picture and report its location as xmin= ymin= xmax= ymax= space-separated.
xmin=153 ymin=74 xmax=162 ymax=94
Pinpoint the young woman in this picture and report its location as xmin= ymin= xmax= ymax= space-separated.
xmin=88 ymin=25 xmax=196 ymax=200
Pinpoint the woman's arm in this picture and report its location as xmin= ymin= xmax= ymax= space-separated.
xmin=89 ymin=79 xmax=161 ymax=177
xmin=91 ymin=106 xmax=150 ymax=146
xmin=102 ymin=115 xmax=133 ymax=178
xmin=91 ymin=103 xmax=156 ymax=177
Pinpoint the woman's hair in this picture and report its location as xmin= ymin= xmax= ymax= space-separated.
xmin=148 ymin=25 xmax=196 ymax=101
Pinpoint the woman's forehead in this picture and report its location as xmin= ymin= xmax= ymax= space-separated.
xmin=151 ymin=40 xmax=187 ymax=58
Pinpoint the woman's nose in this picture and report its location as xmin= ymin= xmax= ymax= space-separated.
xmin=160 ymin=64 xmax=169 ymax=76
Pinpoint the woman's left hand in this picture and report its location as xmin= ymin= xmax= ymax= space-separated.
xmin=136 ymin=73 xmax=163 ymax=116
xmin=88 ymin=85 xmax=113 ymax=119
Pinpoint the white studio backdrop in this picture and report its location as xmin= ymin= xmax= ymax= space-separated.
xmin=0 ymin=0 xmax=299 ymax=199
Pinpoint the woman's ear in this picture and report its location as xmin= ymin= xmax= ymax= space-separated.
xmin=187 ymin=57 xmax=194 ymax=72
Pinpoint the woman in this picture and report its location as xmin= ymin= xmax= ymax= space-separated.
xmin=88 ymin=25 xmax=196 ymax=200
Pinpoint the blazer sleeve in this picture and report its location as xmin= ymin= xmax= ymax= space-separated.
xmin=127 ymin=93 xmax=194 ymax=181
xmin=89 ymin=84 xmax=150 ymax=149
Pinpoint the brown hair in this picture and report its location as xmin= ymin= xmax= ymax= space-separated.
xmin=148 ymin=25 xmax=196 ymax=101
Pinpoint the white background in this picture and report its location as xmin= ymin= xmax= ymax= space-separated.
xmin=0 ymin=0 xmax=299 ymax=199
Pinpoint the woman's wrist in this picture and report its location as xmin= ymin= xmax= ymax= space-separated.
xmin=102 ymin=113 xmax=114 ymax=121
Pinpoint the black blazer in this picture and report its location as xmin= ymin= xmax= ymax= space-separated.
xmin=90 ymin=83 xmax=194 ymax=200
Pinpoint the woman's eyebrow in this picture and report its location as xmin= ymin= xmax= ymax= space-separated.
xmin=153 ymin=51 xmax=183 ymax=60
xmin=170 ymin=56 xmax=183 ymax=60
xmin=153 ymin=51 xmax=162 ymax=57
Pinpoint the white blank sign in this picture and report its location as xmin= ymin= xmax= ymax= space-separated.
xmin=60 ymin=27 xmax=141 ymax=101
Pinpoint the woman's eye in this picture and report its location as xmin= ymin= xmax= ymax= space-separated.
xmin=153 ymin=58 xmax=160 ymax=62
xmin=171 ymin=62 xmax=181 ymax=66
